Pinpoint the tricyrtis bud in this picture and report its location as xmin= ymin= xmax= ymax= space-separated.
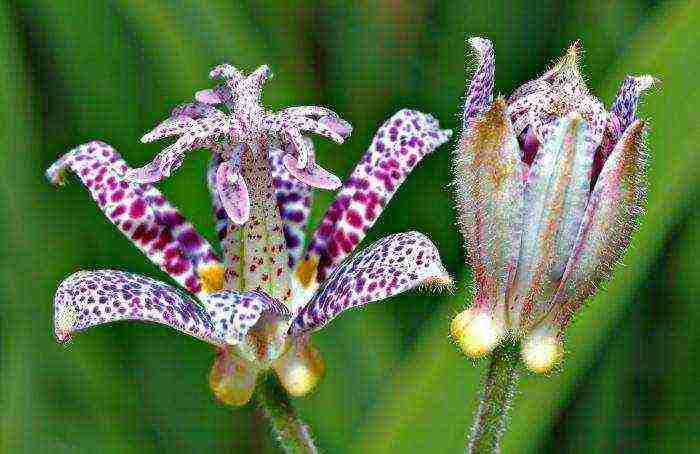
xmin=454 ymin=37 xmax=656 ymax=373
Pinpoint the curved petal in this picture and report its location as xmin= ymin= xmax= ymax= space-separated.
xmin=216 ymin=159 xmax=250 ymax=225
xmin=305 ymin=109 xmax=453 ymax=283
xmin=207 ymin=152 xmax=230 ymax=242
xmin=140 ymin=115 xmax=199 ymax=144
xmin=282 ymin=152 xmax=342 ymax=191
xmin=462 ymin=37 xmax=495 ymax=130
xmin=46 ymin=141 xmax=224 ymax=297
xmin=129 ymin=113 xmax=232 ymax=183
xmin=287 ymin=114 xmax=347 ymax=144
xmin=209 ymin=62 xmax=243 ymax=81
xmin=291 ymin=232 xmax=452 ymax=334
xmin=269 ymin=143 xmax=314 ymax=268
xmin=195 ymin=89 xmax=223 ymax=105
xmin=170 ymin=102 xmax=220 ymax=119
xmin=54 ymin=270 xmax=225 ymax=345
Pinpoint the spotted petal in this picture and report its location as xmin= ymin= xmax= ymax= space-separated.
xmin=509 ymin=114 xmax=594 ymax=329
xmin=291 ymin=232 xmax=452 ymax=334
xmin=548 ymin=120 xmax=647 ymax=330
xmin=462 ymin=37 xmax=495 ymax=130
xmin=54 ymin=270 xmax=225 ymax=345
xmin=128 ymin=113 xmax=233 ymax=183
xmin=592 ymin=75 xmax=656 ymax=188
xmin=305 ymin=109 xmax=453 ymax=283
xmin=610 ymin=75 xmax=656 ymax=138
xmin=205 ymin=289 xmax=290 ymax=345
xmin=454 ymin=98 xmax=524 ymax=316
xmin=216 ymin=158 xmax=250 ymax=225
xmin=46 ymin=141 xmax=224 ymax=297
xmin=207 ymin=152 xmax=230 ymax=242
xmin=269 ymin=143 xmax=313 ymax=268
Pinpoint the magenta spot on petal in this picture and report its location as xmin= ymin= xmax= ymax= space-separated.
xmin=129 ymin=199 xmax=146 ymax=218
xmin=112 ymin=205 xmax=126 ymax=217
xmin=346 ymin=209 xmax=363 ymax=229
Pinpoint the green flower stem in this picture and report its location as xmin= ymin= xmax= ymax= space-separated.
xmin=467 ymin=343 xmax=521 ymax=454
xmin=254 ymin=374 xmax=319 ymax=453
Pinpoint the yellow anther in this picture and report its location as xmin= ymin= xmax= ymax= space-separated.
xmin=199 ymin=263 xmax=225 ymax=294
xmin=295 ymin=256 xmax=319 ymax=290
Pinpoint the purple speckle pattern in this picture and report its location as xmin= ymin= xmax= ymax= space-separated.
xmin=505 ymin=42 xmax=607 ymax=152
xmin=305 ymin=109 xmax=452 ymax=282
xmin=126 ymin=63 xmax=351 ymax=203
xmin=462 ymin=37 xmax=495 ymax=130
xmin=128 ymin=110 xmax=232 ymax=183
xmin=269 ymin=142 xmax=313 ymax=268
xmin=593 ymin=76 xmax=655 ymax=190
xmin=207 ymin=152 xmax=231 ymax=242
xmin=46 ymin=141 xmax=221 ymax=296
xmin=216 ymin=157 xmax=250 ymax=225
xmin=609 ymin=75 xmax=656 ymax=137
xmin=291 ymin=231 xmax=450 ymax=334
xmin=54 ymin=270 xmax=225 ymax=345
xmin=205 ymin=289 xmax=290 ymax=344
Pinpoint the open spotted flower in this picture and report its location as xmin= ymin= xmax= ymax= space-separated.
xmin=125 ymin=63 xmax=352 ymax=225
xmin=47 ymin=108 xmax=452 ymax=406
xmin=450 ymin=37 xmax=656 ymax=373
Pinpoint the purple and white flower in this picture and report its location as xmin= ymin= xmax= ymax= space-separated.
xmin=124 ymin=63 xmax=352 ymax=226
xmin=47 ymin=72 xmax=453 ymax=405
xmin=450 ymin=38 xmax=656 ymax=373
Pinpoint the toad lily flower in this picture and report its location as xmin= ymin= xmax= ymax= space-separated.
xmin=47 ymin=107 xmax=452 ymax=406
xmin=125 ymin=63 xmax=352 ymax=226
xmin=450 ymin=37 xmax=656 ymax=373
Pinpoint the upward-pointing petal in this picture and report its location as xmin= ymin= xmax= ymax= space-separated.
xmin=547 ymin=120 xmax=647 ymax=331
xmin=509 ymin=113 xmax=594 ymax=330
xmin=453 ymin=98 xmax=524 ymax=316
xmin=463 ymin=37 xmax=495 ymax=130
xmin=609 ymin=75 xmax=657 ymax=139
xmin=46 ymin=141 xmax=224 ymax=297
xmin=291 ymin=232 xmax=452 ymax=334
xmin=305 ymin=109 xmax=452 ymax=283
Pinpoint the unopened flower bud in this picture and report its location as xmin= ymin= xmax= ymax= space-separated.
xmin=454 ymin=37 xmax=655 ymax=373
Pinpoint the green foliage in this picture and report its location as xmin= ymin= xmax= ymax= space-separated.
xmin=1 ymin=1 xmax=697 ymax=452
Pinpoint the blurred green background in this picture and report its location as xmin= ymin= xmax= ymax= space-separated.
xmin=1 ymin=0 xmax=699 ymax=452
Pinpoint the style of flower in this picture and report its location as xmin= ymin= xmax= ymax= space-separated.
xmin=450 ymin=37 xmax=656 ymax=373
xmin=46 ymin=68 xmax=453 ymax=406
xmin=126 ymin=63 xmax=353 ymax=225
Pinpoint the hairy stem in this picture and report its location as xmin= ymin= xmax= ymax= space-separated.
xmin=254 ymin=374 xmax=319 ymax=453
xmin=467 ymin=343 xmax=521 ymax=454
